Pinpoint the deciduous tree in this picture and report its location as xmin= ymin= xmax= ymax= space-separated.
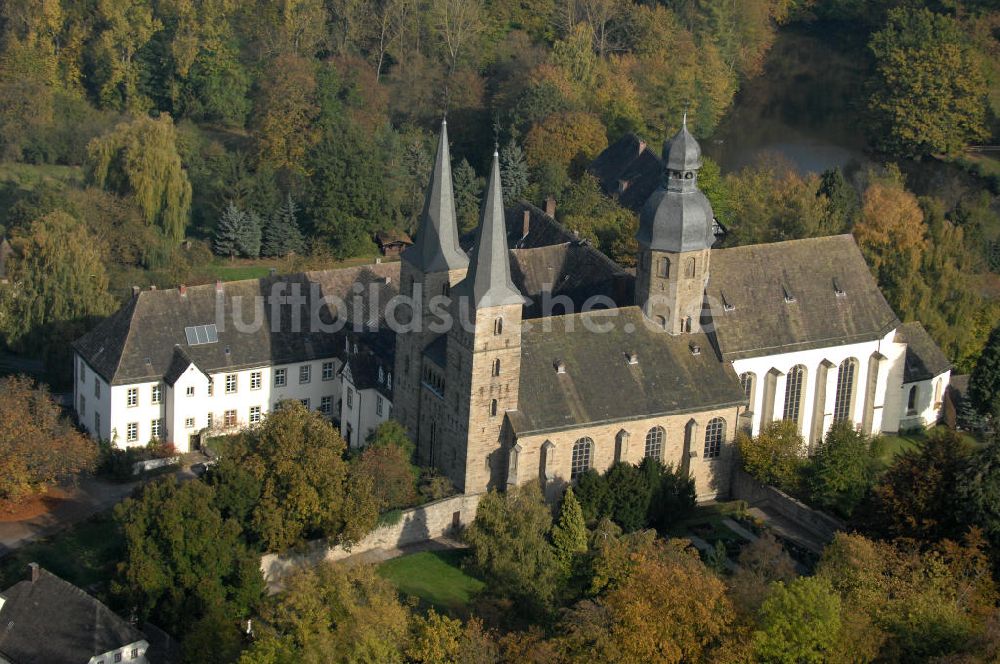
xmin=86 ymin=114 xmax=192 ymax=242
xmin=735 ymin=420 xmax=804 ymax=492
xmin=0 ymin=376 xmax=97 ymax=505
xmin=752 ymin=577 xmax=842 ymax=664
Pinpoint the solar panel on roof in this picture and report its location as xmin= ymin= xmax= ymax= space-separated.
xmin=185 ymin=324 xmax=220 ymax=346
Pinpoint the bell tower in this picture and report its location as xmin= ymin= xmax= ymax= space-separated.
xmin=442 ymin=149 xmax=524 ymax=494
xmin=394 ymin=119 xmax=469 ymax=440
xmin=635 ymin=116 xmax=715 ymax=334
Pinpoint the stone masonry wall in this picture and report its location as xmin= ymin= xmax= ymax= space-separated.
xmin=730 ymin=468 xmax=844 ymax=544
xmin=260 ymin=493 xmax=483 ymax=587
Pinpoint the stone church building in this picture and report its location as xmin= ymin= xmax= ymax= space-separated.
xmin=393 ymin=119 xmax=951 ymax=501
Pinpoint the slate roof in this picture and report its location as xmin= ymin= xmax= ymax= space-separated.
xmin=0 ymin=567 xmax=147 ymax=664
xmin=587 ymin=133 xmax=663 ymax=213
xmin=707 ymin=235 xmax=900 ymax=360
xmin=401 ymin=119 xmax=468 ymax=273
xmin=664 ymin=118 xmax=703 ymax=171
xmin=343 ymin=350 xmax=394 ymax=398
xmin=508 ymin=307 xmax=746 ymax=435
xmin=453 ymin=151 xmax=524 ymax=309
xmin=73 ymin=263 xmax=400 ymax=386
xmin=896 ymin=321 xmax=952 ymax=382
xmin=510 ymin=243 xmax=632 ymax=318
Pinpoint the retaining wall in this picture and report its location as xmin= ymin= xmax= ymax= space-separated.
xmin=260 ymin=492 xmax=482 ymax=586
xmin=730 ymin=468 xmax=844 ymax=544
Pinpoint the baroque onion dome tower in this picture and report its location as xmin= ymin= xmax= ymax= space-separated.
xmin=442 ymin=149 xmax=525 ymax=493
xmin=635 ymin=116 xmax=716 ymax=334
xmin=394 ymin=119 xmax=469 ymax=440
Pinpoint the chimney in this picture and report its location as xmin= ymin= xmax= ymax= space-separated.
xmin=215 ymin=279 xmax=224 ymax=295
xmin=522 ymin=210 xmax=531 ymax=238
xmin=545 ymin=196 xmax=556 ymax=217
xmin=179 ymin=284 xmax=187 ymax=297
xmin=131 ymin=285 xmax=140 ymax=298
xmin=28 ymin=562 xmax=39 ymax=583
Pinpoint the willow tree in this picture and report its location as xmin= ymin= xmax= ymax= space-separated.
xmin=86 ymin=114 xmax=192 ymax=242
xmin=0 ymin=211 xmax=116 ymax=356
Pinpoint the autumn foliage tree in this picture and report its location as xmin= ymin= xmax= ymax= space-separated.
xmin=0 ymin=375 xmax=97 ymax=505
xmin=210 ymin=401 xmax=378 ymax=552
xmin=353 ymin=420 xmax=418 ymax=512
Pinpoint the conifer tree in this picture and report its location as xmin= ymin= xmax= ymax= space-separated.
xmin=551 ymin=487 xmax=588 ymax=574
xmin=238 ymin=209 xmax=262 ymax=259
xmin=261 ymin=195 xmax=305 ymax=257
xmin=500 ymin=138 xmax=529 ymax=205
xmin=213 ymin=202 xmax=244 ymax=258
xmin=970 ymin=323 xmax=1000 ymax=420
xmin=452 ymin=158 xmax=483 ymax=235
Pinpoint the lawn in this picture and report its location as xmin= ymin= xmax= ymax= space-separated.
xmin=377 ymin=549 xmax=484 ymax=615
xmin=0 ymin=512 xmax=122 ymax=600
xmin=876 ymin=426 xmax=981 ymax=468
xmin=205 ymin=253 xmax=387 ymax=283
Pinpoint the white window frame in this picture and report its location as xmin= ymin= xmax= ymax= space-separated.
xmin=299 ymin=365 xmax=311 ymax=384
xmin=322 ymin=361 xmax=335 ymax=381
xmin=184 ymin=417 xmax=195 ymax=429
xmin=250 ymin=371 xmax=262 ymax=390
xmin=225 ymin=373 xmax=237 ymax=394
xmin=151 ymin=384 xmax=162 ymax=404
xmin=249 ymin=405 xmax=262 ymax=424
xmin=274 ymin=368 xmax=286 ymax=387
xmin=126 ymin=422 xmax=138 ymax=443
xmin=126 ymin=388 xmax=137 ymax=408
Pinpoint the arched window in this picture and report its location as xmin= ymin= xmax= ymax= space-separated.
xmin=492 ymin=358 xmax=500 ymax=377
xmin=571 ymin=437 xmax=593 ymax=480
xmin=644 ymin=426 xmax=664 ymax=461
xmin=683 ymin=316 xmax=692 ymax=333
xmin=739 ymin=372 xmax=756 ymax=405
xmin=658 ymin=257 xmax=671 ymax=278
xmin=494 ymin=317 xmax=503 ymax=335
xmin=704 ymin=417 xmax=725 ymax=459
xmin=685 ymin=257 xmax=696 ymax=278
xmin=489 ymin=399 xmax=498 ymax=417
xmin=833 ymin=358 xmax=857 ymax=422
xmin=656 ymin=315 xmax=667 ymax=329
xmin=907 ymin=385 xmax=918 ymax=415
xmin=783 ymin=365 xmax=806 ymax=424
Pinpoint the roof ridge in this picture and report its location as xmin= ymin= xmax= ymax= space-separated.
xmin=717 ymin=233 xmax=856 ymax=253
xmin=517 ymin=201 xmax=628 ymax=275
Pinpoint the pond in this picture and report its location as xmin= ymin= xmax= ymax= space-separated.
xmin=703 ymin=25 xmax=871 ymax=177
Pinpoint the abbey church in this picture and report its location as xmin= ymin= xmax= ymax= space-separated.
xmin=72 ymin=117 xmax=951 ymax=503
xmin=392 ymin=119 xmax=952 ymax=500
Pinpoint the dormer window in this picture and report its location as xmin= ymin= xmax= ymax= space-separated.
xmin=626 ymin=352 xmax=638 ymax=365
xmin=783 ymin=285 xmax=796 ymax=304
xmin=720 ymin=291 xmax=735 ymax=312
xmin=554 ymin=360 xmax=566 ymax=374
xmin=833 ymin=278 xmax=846 ymax=297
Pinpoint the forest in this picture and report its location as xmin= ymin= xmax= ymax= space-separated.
xmin=0 ymin=0 xmax=998 ymax=383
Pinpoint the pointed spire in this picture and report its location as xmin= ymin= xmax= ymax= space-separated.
xmin=402 ymin=119 xmax=468 ymax=273
xmin=455 ymin=151 xmax=524 ymax=310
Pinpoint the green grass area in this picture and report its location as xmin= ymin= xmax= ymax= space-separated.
xmin=0 ymin=162 xmax=84 ymax=191
xmin=377 ymin=549 xmax=484 ymax=615
xmin=204 ymin=253 xmax=387 ymax=283
xmin=0 ymin=513 xmax=122 ymax=599
xmin=876 ymin=426 xmax=981 ymax=469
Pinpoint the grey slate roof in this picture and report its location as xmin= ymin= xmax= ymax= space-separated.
xmin=637 ymin=122 xmax=715 ymax=254
xmin=509 ymin=306 xmax=746 ymax=435
xmin=73 ymin=263 xmax=400 ymax=386
xmin=896 ymin=321 xmax=952 ymax=382
xmin=707 ymin=235 xmax=900 ymax=360
xmin=664 ymin=117 xmax=702 ymax=171
xmin=401 ymin=119 xmax=469 ymax=273
xmin=343 ymin=349 xmax=394 ymax=398
xmin=510 ymin=243 xmax=632 ymax=318
xmin=0 ymin=567 xmax=147 ymax=664
xmin=453 ymin=152 xmax=524 ymax=309
xmin=587 ymin=133 xmax=663 ymax=212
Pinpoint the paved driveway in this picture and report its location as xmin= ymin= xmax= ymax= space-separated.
xmin=0 ymin=457 xmax=205 ymax=556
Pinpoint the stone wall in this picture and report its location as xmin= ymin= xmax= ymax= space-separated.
xmin=730 ymin=468 xmax=844 ymax=544
xmin=260 ymin=492 xmax=482 ymax=587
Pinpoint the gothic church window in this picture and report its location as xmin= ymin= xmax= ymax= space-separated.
xmin=656 ymin=315 xmax=667 ymax=329
xmin=783 ymin=365 xmax=806 ymax=424
xmin=740 ymin=372 xmax=756 ymax=406
xmin=644 ymin=426 xmax=664 ymax=461
xmin=907 ymin=385 xmax=918 ymax=415
xmin=833 ymin=358 xmax=858 ymax=422
xmin=704 ymin=418 xmax=725 ymax=459
xmin=571 ymin=438 xmax=593 ymax=480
